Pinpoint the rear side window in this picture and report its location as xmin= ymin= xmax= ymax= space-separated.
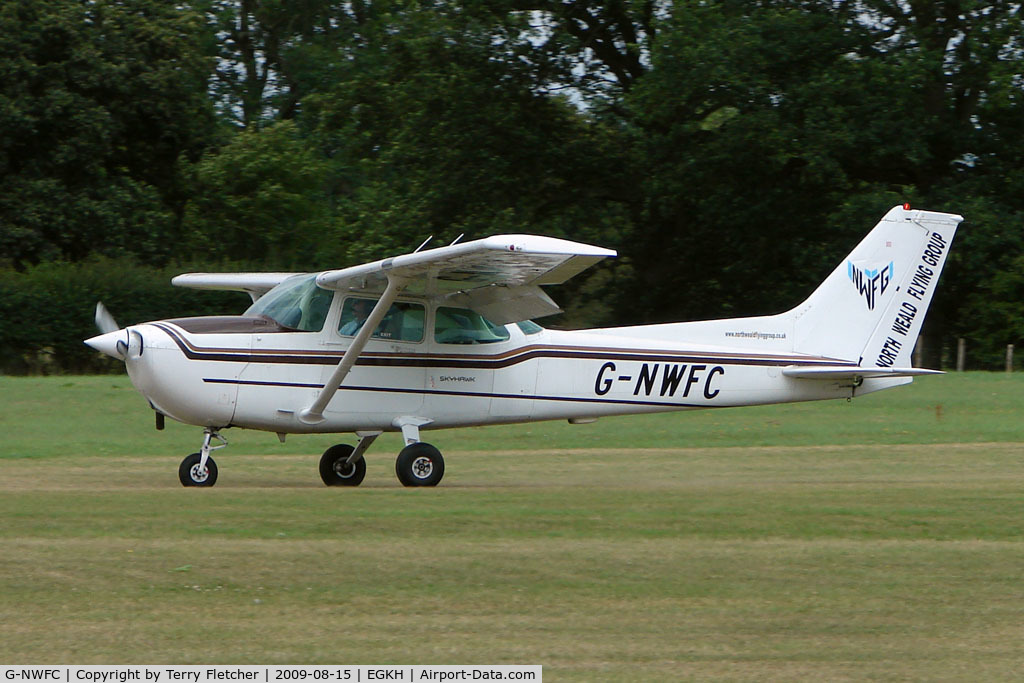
xmin=434 ymin=307 xmax=510 ymax=344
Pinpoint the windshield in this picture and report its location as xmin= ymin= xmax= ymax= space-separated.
xmin=244 ymin=274 xmax=334 ymax=332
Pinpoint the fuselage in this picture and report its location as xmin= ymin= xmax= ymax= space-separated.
xmin=117 ymin=293 xmax=860 ymax=436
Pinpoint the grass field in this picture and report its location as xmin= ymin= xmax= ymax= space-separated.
xmin=2 ymin=373 xmax=1024 ymax=679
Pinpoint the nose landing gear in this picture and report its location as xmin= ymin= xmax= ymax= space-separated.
xmin=179 ymin=428 xmax=226 ymax=487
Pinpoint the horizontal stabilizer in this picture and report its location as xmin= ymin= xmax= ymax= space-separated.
xmin=782 ymin=365 xmax=943 ymax=380
xmin=171 ymin=272 xmax=303 ymax=302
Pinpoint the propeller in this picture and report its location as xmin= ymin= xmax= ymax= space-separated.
xmin=94 ymin=301 xmax=120 ymax=334
xmin=85 ymin=301 xmax=128 ymax=359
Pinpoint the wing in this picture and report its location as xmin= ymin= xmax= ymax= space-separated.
xmin=171 ymin=272 xmax=304 ymax=302
xmin=315 ymin=234 xmax=616 ymax=324
xmin=299 ymin=235 xmax=615 ymax=423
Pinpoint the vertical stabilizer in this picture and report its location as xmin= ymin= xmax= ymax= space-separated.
xmin=790 ymin=205 xmax=961 ymax=365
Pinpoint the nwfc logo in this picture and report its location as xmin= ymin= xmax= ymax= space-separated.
xmin=847 ymin=260 xmax=894 ymax=310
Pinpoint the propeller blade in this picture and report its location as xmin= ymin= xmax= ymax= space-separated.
xmin=95 ymin=301 xmax=120 ymax=334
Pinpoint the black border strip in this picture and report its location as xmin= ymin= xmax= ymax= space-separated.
xmin=153 ymin=323 xmax=851 ymax=370
xmin=203 ymin=378 xmax=707 ymax=409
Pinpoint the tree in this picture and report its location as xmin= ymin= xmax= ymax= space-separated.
xmin=0 ymin=0 xmax=218 ymax=269
xmin=620 ymin=5 xmax=860 ymax=322
xmin=613 ymin=1 xmax=1024 ymax=365
xmin=846 ymin=1 xmax=1024 ymax=365
xmin=302 ymin=7 xmax=635 ymax=271
xmin=205 ymin=0 xmax=386 ymax=128
xmin=182 ymin=121 xmax=332 ymax=267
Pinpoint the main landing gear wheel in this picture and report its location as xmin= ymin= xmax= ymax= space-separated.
xmin=319 ymin=444 xmax=366 ymax=486
xmin=395 ymin=442 xmax=444 ymax=487
xmin=179 ymin=452 xmax=218 ymax=487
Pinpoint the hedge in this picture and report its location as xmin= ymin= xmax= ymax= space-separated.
xmin=0 ymin=258 xmax=251 ymax=374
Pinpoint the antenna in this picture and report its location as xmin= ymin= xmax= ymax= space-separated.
xmin=449 ymin=233 xmax=464 ymax=246
xmin=413 ymin=235 xmax=433 ymax=253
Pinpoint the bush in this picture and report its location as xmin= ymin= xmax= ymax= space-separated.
xmin=0 ymin=257 xmax=250 ymax=374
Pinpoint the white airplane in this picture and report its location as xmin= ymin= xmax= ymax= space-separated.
xmin=86 ymin=204 xmax=960 ymax=487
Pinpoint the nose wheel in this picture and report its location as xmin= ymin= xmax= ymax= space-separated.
xmin=179 ymin=452 xmax=218 ymax=486
xmin=179 ymin=428 xmax=226 ymax=487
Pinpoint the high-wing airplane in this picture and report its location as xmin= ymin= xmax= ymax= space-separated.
xmin=85 ymin=204 xmax=960 ymax=487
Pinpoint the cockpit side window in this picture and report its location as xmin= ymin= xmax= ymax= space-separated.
xmin=434 ymin=307 xmax=510 ymax=344
xmin=516 ymin=320 xmax=544 ymax=335
xmin=244 ymin=274 xmax=333 ymax=332
xmin=338 ymin=297 xmax=425 ymax=342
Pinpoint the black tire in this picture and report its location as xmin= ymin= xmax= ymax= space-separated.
xmin=319 ymin=444 xmax=366 ymax=486
xmin=395 ymin=442 xmax=444 ymax=487
xmin=179 ymin=452 xmax=218 ymax=487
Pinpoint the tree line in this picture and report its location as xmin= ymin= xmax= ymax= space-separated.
xmin=2 ymin=0 xmax=1023 ymax=372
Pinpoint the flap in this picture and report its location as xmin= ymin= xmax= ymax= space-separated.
xmin=445 ymin=284 xmax=562 ymax=325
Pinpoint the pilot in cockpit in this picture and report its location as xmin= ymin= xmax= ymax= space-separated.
xmin=339 ymin=298 xmax=373 ymax=336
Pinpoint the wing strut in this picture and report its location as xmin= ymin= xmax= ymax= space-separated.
xmin=298 ymin=275 xmax=407 ymax=424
